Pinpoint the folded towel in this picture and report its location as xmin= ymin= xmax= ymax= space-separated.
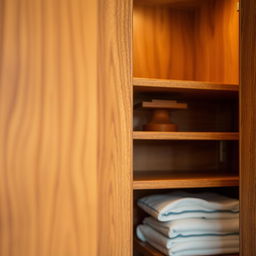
xmin=143 ymin=216 xmax=239 ymax=238
xmin=147 ymin=239 xmax=239 ymax=256
xmin=138 ymin=191 xmax=239 ymax=221
xmin=137 ymin=224 xmax=239 ymax=250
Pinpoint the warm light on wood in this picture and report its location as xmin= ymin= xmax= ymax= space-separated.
xmin=0 ymin=0 xmax=132 ymax=255
xmin=133 ymin=171 xmax=239 ymax=189
xmin=133 ymin=0 xmax=239 ymax=84
xmin=134 ymin=77 xmax=239 ymax=92
xmin=133 ymin=132 xmax=239 ymax=140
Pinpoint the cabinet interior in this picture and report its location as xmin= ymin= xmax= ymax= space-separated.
xmin=132 ymin=0 xmax=239 ymax=255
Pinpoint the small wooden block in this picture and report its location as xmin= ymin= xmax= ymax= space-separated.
xmin=142 ymin=100 xmax=187 ymax=109
xmin=151 ymin=99 xmax=177 ymax=103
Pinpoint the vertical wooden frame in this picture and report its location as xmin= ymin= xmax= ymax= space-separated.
xmin=97 ymin=0 xmax=132 ymax=255
xmin=240 ymin=0 xmax=256 ymax=254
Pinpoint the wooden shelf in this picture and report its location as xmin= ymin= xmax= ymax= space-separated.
xmin=134 ymin=238 xmax=239 ymax=256
xmin=133 ymin=171 xmax=239 ymax=190
xmin=133 ymin=132 xmax=239 ymax=141
xmin=134 ymin=0 xmax=211 ymax=8
xmin=133 ymin=78 xmax=239 ymax=98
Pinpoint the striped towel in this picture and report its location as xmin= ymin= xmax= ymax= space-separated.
xmin=143 ymin=216 xmax=239 ymax=238
xmin=138 ymin=191 xmax=239 ymax=221
xmin=137 ymin=224 xmax=239 ymax=256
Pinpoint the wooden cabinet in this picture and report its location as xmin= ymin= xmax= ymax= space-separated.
xmin=132 ymin=1 xmax=240 ymax=255
xmin=0 ymin=0 xmax=255 ymax=255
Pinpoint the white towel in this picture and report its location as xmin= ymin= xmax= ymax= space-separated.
xmin=137 ymin=224 xmax=239 ymax=250
xmin=138 ymin=191 xmax=239 ymax=221
xmin=147 ymin=240 xmax=239 ymax=256
xmin=143 ymin=216 xmax=239 ymax=238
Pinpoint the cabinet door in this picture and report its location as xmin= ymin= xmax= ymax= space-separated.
xmin=0 ymin=0 xmax=132 ymax=255
xmin=241 ymin=0 xmax=256 ymax=254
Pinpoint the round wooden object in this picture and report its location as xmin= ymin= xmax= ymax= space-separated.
xmin=143 ymin=109 xmax=177 ymax=132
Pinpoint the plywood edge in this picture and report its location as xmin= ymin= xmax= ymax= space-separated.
xmin=133 ymin=171 xmax=239 ymax=190
xmin=133 ymin=131 xmax=239 ymax=140
xmin=133 ymin=77 xmax=239 ymax=92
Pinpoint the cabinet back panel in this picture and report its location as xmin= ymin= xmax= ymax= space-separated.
xmin=134 ymin=140 xmax=238 ymax=172
xmin=133 ymin=5 xmax=195 ymax=80
xmin=133 ymin=0 xmax=239 ymax=84
xmin=194 ymin=0 xmax=239 ymax=83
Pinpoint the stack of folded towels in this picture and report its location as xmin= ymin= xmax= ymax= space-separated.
xmin=136 ymin=191 xmax=239 ymax=256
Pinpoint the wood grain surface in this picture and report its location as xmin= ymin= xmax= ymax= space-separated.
xmin=133 ymin=131 xmax=239 ymax=140
xmin=134 ymin=77 xmax=239 ymax=92
xmin=133 ymin=170 xmax=239 ymax=189
xmin=97 ymin=0 xmax=132 ymax=255
xmin=0 ymin=0 xmax=132 ymax=256
xmin=133 ymin=0 xmax=239 ymax=84
xmin=141 ymin=100 xmax=188 ymax=109
xmin=194 ymin=0 xmax=239 ymax=84
xmin=135 ymin=0 xmax=204 ymax=6
xmin=240 ymin=0 xmax=256 ymax=254
xmin=133 ymin=4 xmax=195 ymax=80
xmin=133 ymin=140 xmax=238 ymax=172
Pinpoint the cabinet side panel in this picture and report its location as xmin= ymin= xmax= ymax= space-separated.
xmin=240 ymin=0 xmax=256 ymax=254
xmin=97 ymin=0 xmax=132 ymax=255
xmin=0 ymin=0 xmax=98 ymax=255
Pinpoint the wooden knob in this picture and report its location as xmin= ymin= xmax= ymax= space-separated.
xmin=140 ymin=100 xmax=188 ymax=132
xmin=143 ymin=109 xmax=177 ymax=131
